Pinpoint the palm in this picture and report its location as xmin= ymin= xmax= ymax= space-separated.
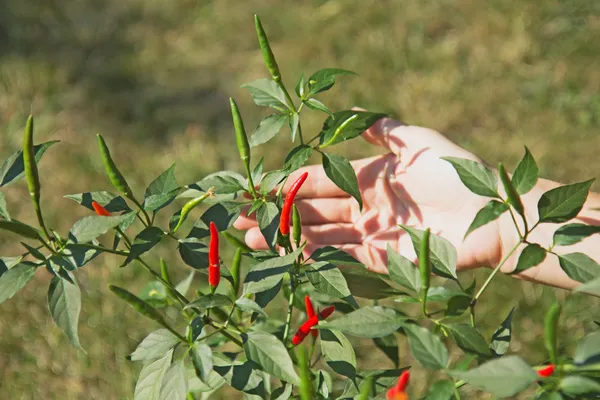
xmin=235 ymin=119 xmax=503 ymax=274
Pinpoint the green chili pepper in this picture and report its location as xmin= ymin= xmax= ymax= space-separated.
xmin=160 ymin=258 xmax=172 ymax=286
xmin=498 ymin=162 xmax=525 ymax=219
xmin=109 ymin=285 xmax=182 ymax=339
xmin=297 ymin=345 xmax=313 ymax=400
xmin=358 ymin=376 xmax=375 ymax=400
xmin=254 ymin=15 xmax=281 ymax=82
xmin=292 ymin=204 xmax=302 ymax=247
xmin=419 ymin=228 xmax=432 ymax=316
xmin=23 ymin=115 xmax=51 ymax=241
xmin=222 ymin=231 xmax=253 ymax=253
xmin=171 ymin=188 xmax=214 ymax=233
xmin=97 ymin=134 xmax=133 ymax=198
xmin=23 ymin=116 xmax=40 ymax=206
xmin=319 ymin=113 xmax=359 ymax=149
xmin=230 ymin=248 xmax=242 ymax=296
xmin=544 ymin=301 xmax=561 ymax=364
xmin=229 ymin=98 xmax=256 ymax=197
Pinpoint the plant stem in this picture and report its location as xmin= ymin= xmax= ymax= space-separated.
xmin=245 ymin=163 xmax=258 ymax=198
xmin=75 ymin=243 xmax=129 ymax=257
xmin=208 ymin=321 xmax=243 ymax=347
xmin=283 ymin=274 xmax=297 ymax=342
xmin=471 ymin=241 xmax=521 ymax=307
xmin=130 ymin=196 xmax=152 ymax=226
xmin=135 ymin=257 xmax=190 ymax=306
xmin=507 ymin=207 xmax=523 ymax=239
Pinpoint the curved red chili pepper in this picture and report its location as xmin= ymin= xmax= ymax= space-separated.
xmin=304 ymin=296 xmax=318 ymax=338
xmin=208 ymin=222 xmax=220 ymax=288
xmin=386 ymin=370 xmax=410 ymax=400
xmin=537 ymin=364 xmax=555 ymax=378
xmin=291 ymin=305 xmax=335 ymax=345
xmin=280 ymin=172 xmax=308 ymax=236
xmin=91 ymin=201 xmax=111 ymax=216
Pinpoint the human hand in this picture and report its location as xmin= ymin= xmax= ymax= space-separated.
xmin=235 ymin=117 xmax=506 ymax=274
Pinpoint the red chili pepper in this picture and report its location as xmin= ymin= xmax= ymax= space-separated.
xmin=386 ymin=370 xmax=410 ymax=400
xmin=537 ymin=364 xmax=555 ymax=378
xmin=280 ymin=172 xmax=308 ymax=236
xmin=304 ymin=296 xmax=318 ymax=338
xmin=91 ymin=201 xmax=111 ymax=216
xmin=291 ymin=305 xmax=335 ymax=345
xmin=208 ymin=222 xmax=220 ymax=288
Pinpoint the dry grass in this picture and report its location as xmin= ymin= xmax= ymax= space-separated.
xmin=1 ymin=0 xmax=599 ymax=398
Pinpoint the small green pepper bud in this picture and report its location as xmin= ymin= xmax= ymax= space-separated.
xmin=254 ymin=15 xmax=282 ymax=82
xmin=544 ymin=301 xmax=561 ymax=364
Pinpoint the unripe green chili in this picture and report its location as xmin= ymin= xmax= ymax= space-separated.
xmin=222 ymin=231 xmax=253 ymax=252
xmin=419 ymin=228 xmax=432 ymax=316
xmin=172 ymin=188 xmax=214 ymax=233
xmin=229 ymin=98 xmax=257 ymax=197
xmin=108 ymin=285 xmax=183 ymax=340
xmin=319 ymin=113 xmax=359 ymax=149
xmin=292 ymin=204 xmax=302 ymax=247
xmin=498 ymin=162 xmax=525 ymax=221
xmin=544 ymin=301 xmax=561 ymax=364
xmin=96 ymin=134 xmax=133 ymax=198
xmin=254 ymin=15 xmax=281 ymax=83
xmin=160 ymin=258 xmax=173 ymax=286
xmin=297 ymin=345 xmax=313 ymax=400
xmin=23 ymin=115 xmax=51 ymax=242
xmin=230 ymin=248 xmax=242 ymax=296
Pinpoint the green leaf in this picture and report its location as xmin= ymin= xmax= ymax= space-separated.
xmin=0 ymin=191 xmax=9 ymax=220
xmin=256 ymin=202 xmax=280 ymax=252
xmin=574 ymin=276 xmax=600 ymax=296
xmin=447 ymin=324 xmax=491 ymax=357
xmin=341 ymin=267 xmax=400 ymax=299
xmin=272 ymin=383 xmax=293 ymax=400
xmin=124 ymin=227 xmax=165 ymax=265
xmin=178 ymin=238 xmax=208 ymax=269
xmin=512 ymin=147 xmax=539 ymax=195
xmin=0 ymin=219 xmax=40 ymax=239
xmin=423 ymin=380 xmax=456 ymax=400
xmin=310 ymin=246 xmax=363 ymax=267
xmin=184 ymin=294 xmax=232 ymax=310
xmin=134 ymin=349 xmax=173 ymax=400
xmin=259 ymin=169 xmax=287 ymax=195
xmin=574 ymin=331 xmax=600 ymax=365
xmin=212 ymin=354 xmax=266 ymax=395
xmin=0 ymin=256 xmax=22 ymax=277
xmin=64 ymin=191 xmax=131 ymax=213
xmin=404 ymin=324 xmax=449 ymax=370
xmin=553 ymin=223 xmax=600 ymax=247
xmin=243 ymin=246 xmax=304 ymax=294
xmin=373 ymin=334 xmax=399 ymax=368
xmin=558 ymin=252 xmax=600 ymax=283
xmin=284 ymin=145 xmax=313 ymax=172
xmin=175 ymin=271 xmax=194 ymax=296
xmin=560 ymin=376 xmax=600 ymax=396
xmin=322 ymin=153 xmax=362 ymax=210
xmin=537 ymin=179 xmax=595 ymax=223
xmin=251 ymin=157 xmax=264 ymax=186
xmin=109 ymin=285 xmax=168 ymax=328
xmin=511 ymin=243 xmax=547 ymax=274
xmin=0 ymin=262 xmax=37 ymax=304
xmin=442 ymin=157 xmax=499 ymax=198
xmin=0 ymin=140 xmax=59 ymax=187
xmin=198 ymin=202 xmax=244 ymax=234
xmin=316 ymin=306 xmax=405 ymax=338
xmin=320 ymin=329 xmax=357 ymax=380
xmin=318 ymin=110 xmax=386 ymax=148
xmin=450 ymin=356 xmax=537 ymax=397
xmin=130 ymin=329 xmax=180 ymax=361
xmin=243 ymin=331 xmax=300 ymax=385
xmin=235 ymin=298 xmax=267 ymax=317
xmin=289 ymin=112 xmax=300 ymax=143
xmin=400 ymin=226 xmax=458 ymax=279
xmin=159 ymin=360 xmax=187 ymax=400
xmin=242 ymin=78 xmax=290 ymax=111
xmin=387 ymin=245 xmax=420 ymax=292
xmin=307 ymin=68 xmax=356 ymax=95
xmin=295 ymin=73 xmax=305 ymax=97
xmin=303 ymin=98 xmax=333 ymax=117
xmin=249 ymin=114 xmax=288 ymax=147
xmin=48 ymin=276 xmax=83 ymax=350
xmin=306 ymin=261 xmax=358 ymax=308
xmin=445 ymin=294 xmax=471 ymax=318
xmin=464 ymin=200 xmax=509 ymax=239
xmin=68 ymin=213 xmax=133 ymax=244
xmin=490 ymin=308 xmax=514 ymax=357
xmin=191 ymin=343 xmax=213 ymax=383
xmin=143 ymin=164 xmax=180 ymax=212
xmin=188 ymin=171 xmax=246 ymax=196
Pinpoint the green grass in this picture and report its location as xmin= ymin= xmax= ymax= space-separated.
xmin=1 ymin=0 xmax=599 ymax=398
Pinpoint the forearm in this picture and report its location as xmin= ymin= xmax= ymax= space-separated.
xmin=498 ymin=178 xmax=600 ymax=289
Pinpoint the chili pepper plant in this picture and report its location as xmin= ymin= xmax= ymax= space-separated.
xmin=1 ymin=15 xmax=600 ymax=400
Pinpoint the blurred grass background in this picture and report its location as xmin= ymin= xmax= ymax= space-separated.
xmin=1 ymin=0 xmax=599 ymax=399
